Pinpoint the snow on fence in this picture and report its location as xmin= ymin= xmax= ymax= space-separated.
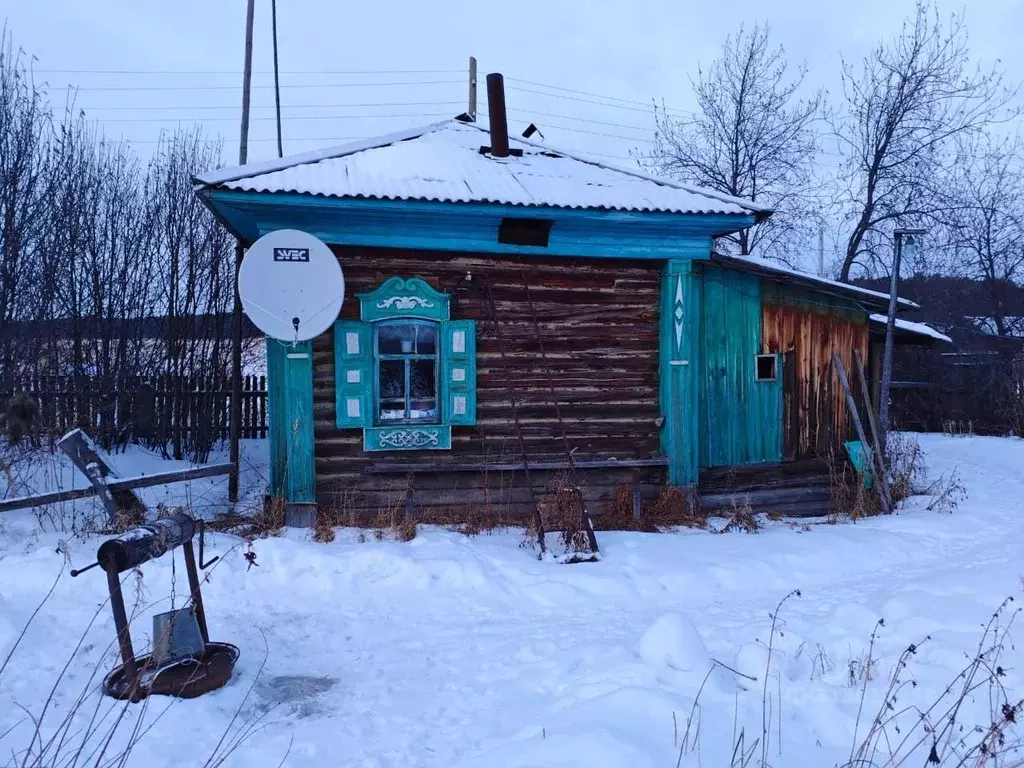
xmin=0 ymin=374 xmax=268 ymax=447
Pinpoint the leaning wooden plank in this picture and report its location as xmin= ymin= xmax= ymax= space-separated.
xmin=0 ymin=462 xmax=235 ymax=515
xmin=58 ymin=429 xmax=145 ymax=527
xmin=831 ymin=352 xmax=891 ymax=514
xmin=852 ymin=349 xmax=894 ymax=512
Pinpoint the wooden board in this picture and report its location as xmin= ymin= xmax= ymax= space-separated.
xmin=761 ymin=290 xmax=869 ymax=459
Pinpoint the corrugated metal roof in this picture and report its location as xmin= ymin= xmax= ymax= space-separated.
xmin=869 ymin=315 xmax=952 ymax=343
xmin=195 ymin=119 xmax=769 ymax=216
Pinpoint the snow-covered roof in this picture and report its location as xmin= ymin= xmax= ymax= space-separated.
xmin=710 ymin=253 xmax=920 ymax=310
xmin=195 ymin=119 xmax=769 ymax=217
xmin=869 ymin=314 xmax=952 ymax=343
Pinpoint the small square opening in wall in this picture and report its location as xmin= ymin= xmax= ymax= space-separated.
xmin=498 ymin=218 xmax=553 ymax=247
xmin=756 ymin=354 xmax=778 ymax=381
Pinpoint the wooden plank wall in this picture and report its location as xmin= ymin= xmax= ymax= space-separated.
xmin=698 ymin=266 xmax=783 ymax=467
xmin=761 ymin=287 xmax=869 ymax=459
xmin=313 ymin=246 xmax=665 ymax=519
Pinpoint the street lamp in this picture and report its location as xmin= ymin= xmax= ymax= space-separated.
xmin=877 ymin=228 xmax=927 ymax=455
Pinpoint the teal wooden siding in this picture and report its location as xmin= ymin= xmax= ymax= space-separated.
xmin=698 ymin=267 xmax=782 ymax=468
xmin=266 ymin=338 xmax=316 ymax=503
xmin=659 ymin=259 xmax=703 ymax=484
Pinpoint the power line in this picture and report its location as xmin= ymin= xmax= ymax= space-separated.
xmin=74 ymin=100 xmax=463 ymax=111
xmin=97 ymin=112 xmax=454 ymax=123
xmin=33 ymin=68 xmax=463 ymax=75
xmin=507 ymin=76 xmax=690 ymax=116
xmin=509 ymin=108 xmax=653 ymax=133
xmin=506 ymin=85 xmax=671 ymax=116
xmin=50 ymin=80 xmax=464 ymax=92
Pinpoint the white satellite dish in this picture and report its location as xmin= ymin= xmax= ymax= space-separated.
xmin=238 ymin=229 xmax=344 ymax=342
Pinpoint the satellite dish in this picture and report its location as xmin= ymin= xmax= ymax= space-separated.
xmin=238 ymin=229 xmax=344 ymax=342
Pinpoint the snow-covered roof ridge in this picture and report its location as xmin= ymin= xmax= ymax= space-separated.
xmin=194 ymin=118 xmax=769 ymax=217
xmin=869 ymin=314 xmax=953 ymax=343
xmin=194 ymin=121 xmax=452 ymax=188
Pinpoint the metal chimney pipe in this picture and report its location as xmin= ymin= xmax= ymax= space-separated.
xmin=486 ymin=73 xmax=510 ymax=158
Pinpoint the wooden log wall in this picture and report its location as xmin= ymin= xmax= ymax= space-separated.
xmin=761 ymin=289 xmax=869 ymax=459
xmin=313 ymin=246 xmax=665 ymax=519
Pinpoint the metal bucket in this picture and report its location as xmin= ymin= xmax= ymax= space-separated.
xmin=151 ymin=606 xmax=205 ymax=668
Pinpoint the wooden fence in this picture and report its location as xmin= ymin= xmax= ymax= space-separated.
xmin=0 ymin=375 xmax=268 ymax=447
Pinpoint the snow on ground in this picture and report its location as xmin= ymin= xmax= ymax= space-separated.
xmin=1 ymin=433 xmax=1023 ymax=767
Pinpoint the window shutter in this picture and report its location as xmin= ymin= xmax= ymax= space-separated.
xmin=334 ymin=320 xmax=372 ymax=428
xmin=441 ymin=319 xmax=477 ymax=426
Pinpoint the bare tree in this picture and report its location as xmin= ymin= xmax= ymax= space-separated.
xmin=941 ymin=132 xmax=1024 ymax=336
xmin=834 ymin=1 xmax=1018 ymax=281
xmin=146 ymin=128 xmax=233 ymax=461
xmin=0 ymin=28 xmax=50 ymax=375
xmin=645 ymin=23 xmax=823 ymax=264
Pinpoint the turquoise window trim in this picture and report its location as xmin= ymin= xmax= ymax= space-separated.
xmin=364 ymin=425 xmax=453 ymax=451
xmin=357 ymin=276 xmax=450 ymax=322
xmin=335 ymin=275 xmax=477 ymax=451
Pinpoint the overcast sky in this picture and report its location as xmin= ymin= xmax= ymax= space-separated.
xmin=5 ymin=0 xmax=1022 ymax=171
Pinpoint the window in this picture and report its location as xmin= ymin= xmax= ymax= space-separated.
xmin=334 ymin=276 xmax=477 ymax=451
xmin=756 ymin=354 xmax=778 ymax=382
xmin=376 ymin=321 xmax=438 ymax=423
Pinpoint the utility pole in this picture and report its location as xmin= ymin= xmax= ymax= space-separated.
xmin=271 ymin=0 xmax=283 ymax=158
xmin=468 ymin=56 xmax=477 ymax=121
xmin=877 ymin=227 xmax=926 ymax=455
xmin=229 ymin=0 xmax=256 ymax=502
xmin=817 ymin=226 xmax=825 ymax=276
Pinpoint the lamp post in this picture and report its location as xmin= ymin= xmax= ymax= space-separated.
xmin=877 ymin=228 xmax=926 ymax=455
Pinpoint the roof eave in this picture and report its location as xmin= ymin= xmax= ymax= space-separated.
xmin=708 ymin=252 xmax=920 ymax=311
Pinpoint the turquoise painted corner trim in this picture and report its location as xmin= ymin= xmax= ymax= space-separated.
xmin=266 ymin=338 xmax=316 ymax=503
xmin=202 ymin=190 xmax=753 ymax=259
xmin=659 ymin=260 xmax=702 ymax=485
xmin=357 ymin=276 xmax=451 ymax=322
xmin=364 ymin=425 xmax=452 ymax=451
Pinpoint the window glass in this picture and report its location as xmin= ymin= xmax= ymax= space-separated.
xmin=378 ymin=324 xmax=416 ymax=355
xmin=409 ymin=359 xmax=437 ymax=419
xmin=376 ymin=321 xmax=439 ymax=424
xmin=416 ymin=324 xmax=437 ymax=355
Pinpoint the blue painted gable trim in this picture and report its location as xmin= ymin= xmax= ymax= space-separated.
xmin=201 ymin=190 xmax=754 ymax=260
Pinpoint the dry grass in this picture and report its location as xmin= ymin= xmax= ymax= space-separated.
xmin=827 ymin=452 xmax=882 ymax=521
xmin=541 ymin=471 xmax=592 ymax=554
xmin=312 ymin=507 xmax=335 ymax=543
xmin=715 ymin=500 xmax=760 ymax=534
xmin=245 ymin=496 xmax=286 ymax=539
xmin=594 ymin=485 xmax=657 ymax=532
xmin=646 ymin=484 xmax=707 ymax=529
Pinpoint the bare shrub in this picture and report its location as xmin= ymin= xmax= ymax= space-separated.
xmin=924 ymin=469 xmax=968 ymax=514
xmin=646 ymin=485 xmax=706 ymax=529
xmin=312 ymin=508 xmax=335 ymax=544
xmin=887 ymin=433 xmax=927 ymax=504
xmin=828 ymin=452 xmax=882 ymax=521
xmin=716 ymin=500 xmax=761 ymax=534
xmin=845 ymin=599 xmax=1024 ymax=767
xmin=942 ymin=418 xmax=976 ymax=436
xmin=396 ymin=517 xmax=417 ymax=542
xmin=244 ymin=496 xmax=285 ymax=539
xmin=541 ymin=470 xmax=592 ymax=554
xmin=594 ymin=484 xmax=657 ymax=532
